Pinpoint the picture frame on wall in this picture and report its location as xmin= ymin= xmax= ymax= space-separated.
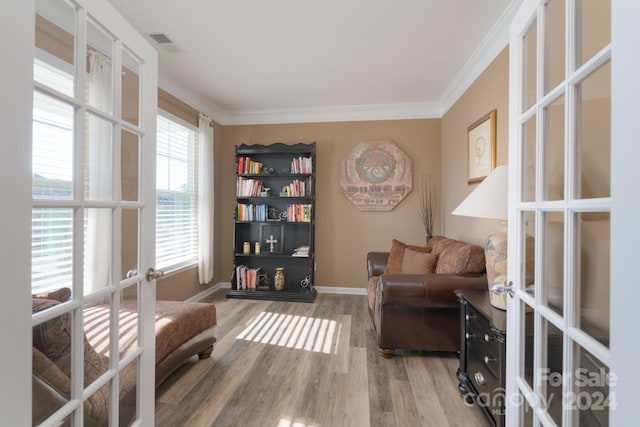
xmin=467 ymin=109 xmax=497 ymax=183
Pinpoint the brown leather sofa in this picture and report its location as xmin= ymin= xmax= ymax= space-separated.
xmin=367 ymin=236 xmax=487 ymax=357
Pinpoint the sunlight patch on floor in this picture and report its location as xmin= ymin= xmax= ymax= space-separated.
xmin=236 ymin=311 xmax=338 ymax=354
xmin=277 ymin=417 xmax=319 ymax=427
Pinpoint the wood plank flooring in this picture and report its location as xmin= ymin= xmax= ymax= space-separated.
xmin=155 ymin=290 xmax=487 ymax=427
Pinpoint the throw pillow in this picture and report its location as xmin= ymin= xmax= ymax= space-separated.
xmin=400 ymin=249 xmax=438 ymax=274
xmin=384 ymin=239 xmax=431 ymax=274
xmin=32 ymin=298 xmax=72 ymax=363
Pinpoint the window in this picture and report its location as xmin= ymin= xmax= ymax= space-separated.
xmin=31 ymin=58 xmax=75 ymax=294
xmin=156 ymin=113 xmax=198 ymax=271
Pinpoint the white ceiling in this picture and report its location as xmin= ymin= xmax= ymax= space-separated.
xmin=108 ymin=0 xmax=522 ymax=125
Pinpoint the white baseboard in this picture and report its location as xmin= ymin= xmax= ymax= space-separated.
xmin=315 ymin=286 xmax=366 ymax=296
xmin=185 ymin=282 xmax=229 ymax=302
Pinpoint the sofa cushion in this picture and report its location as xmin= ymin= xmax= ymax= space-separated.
xmin=428 ymin=236 xmax=485 ymax=274
xmin=400 ymin=249 xmax=438 ymax=274
xmin=384 ymin=239 xmax=431 ymax=274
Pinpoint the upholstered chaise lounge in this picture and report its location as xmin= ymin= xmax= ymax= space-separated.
xmin=32 ymin=288 xmax=217 ymax=426
xmin=367 ymin=236 xmax=487 ymax=357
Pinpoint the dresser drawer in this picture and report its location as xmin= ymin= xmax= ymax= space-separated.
xmin=466 ymin=312 xmax=501 ymax=376
xmin=467 ymin=343 xmax=502 ymax=419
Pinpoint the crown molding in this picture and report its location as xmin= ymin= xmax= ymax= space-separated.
xmin=438 ymin=0 xmax=523 ymax=115
xmin=220 ymin=102 xmax=442 ymax=126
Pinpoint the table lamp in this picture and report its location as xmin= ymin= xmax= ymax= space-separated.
xmin=452 ymin=166 xmax=509 ymax=309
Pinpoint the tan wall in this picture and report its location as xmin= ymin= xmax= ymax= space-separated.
xmin=441 ymin=47 xmax=509 ymax=246
xmin=220 ymin=120 xmax=441 ymax=288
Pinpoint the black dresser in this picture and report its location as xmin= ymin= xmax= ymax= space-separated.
xmin=456 ymin=290 xmax=506 ymax=427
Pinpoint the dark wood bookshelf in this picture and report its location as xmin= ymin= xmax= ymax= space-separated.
xmin=229 ymin=142 xmax=316 ymax=303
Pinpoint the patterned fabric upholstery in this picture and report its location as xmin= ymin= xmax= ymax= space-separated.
xmin=428 ymin=236 xmax=485 ymax=274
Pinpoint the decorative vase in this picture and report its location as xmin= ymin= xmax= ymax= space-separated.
xmin=274 ymin=268 xmax=285 ymax=291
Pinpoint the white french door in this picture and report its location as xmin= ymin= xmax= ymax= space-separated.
xmin=30 ymin=0 xmax=157 ymax=425
xmin=505 ymin=0 xmax=635 ymax=425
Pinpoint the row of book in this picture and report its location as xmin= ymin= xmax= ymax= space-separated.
xmin=287 ymin=204 xmax=312 ymax=222
xmin=236 ymin=203 xmax=268 ymax=221
xmin=237 ymin=177 xmax=264 ymax=197
xmin=235 ymin=265 xmax=264 ymax=290
xmin=281 ymin=179 xmax=310 ymax=197
xmin=237 ymin=156 xmax=263 ymax=174
xmin=291 ymin=156 xmax=312 ymax=174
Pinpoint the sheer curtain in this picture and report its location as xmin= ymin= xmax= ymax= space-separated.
xmin=198 ymin=114 xmax=214 ymax=284
xmin=85 ymin=51 xmax=112 ymax=294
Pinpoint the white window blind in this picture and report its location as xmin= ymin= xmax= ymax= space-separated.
xmin=156 ymin=113 xmax=198 ymax=271
xmin=31 ymin=58 xmax=75 ymax=294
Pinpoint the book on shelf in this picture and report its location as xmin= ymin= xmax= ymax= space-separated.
xmin=292 ymin=246 xmax=310 ymax=257
xmin=236 ymin=203 xmax=268 ymax=221
xmin=237 ymin=176 xmax=264 ymax=197
xmin=290 ymin=156 xmax=312 ymax=174
xmin=235 ymin=265 xmax=263 ymax=290
xmin=287 ymin=204 xmax=312 ymax=222
xmin=238 ymin=156 xmax=264 ymax=174
xmin=281 ymin=179 xmax=311 ymax=197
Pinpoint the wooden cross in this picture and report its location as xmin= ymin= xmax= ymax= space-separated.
xmin=266 ymin=235 xmax=278 ymax=252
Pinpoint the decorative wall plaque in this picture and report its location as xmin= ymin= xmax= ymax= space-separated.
xmin=341 ymin=140 xmax=412 ymax=211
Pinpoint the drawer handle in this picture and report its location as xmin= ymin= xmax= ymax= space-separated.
xmin=484 ymin=356 xmax=495 ymax=364
xmin=465 ymin=332 xmax=475 ymax=340
xmin=465 ymin=313 xmax=475 ymax=321
xmin=474 ymin=372 xmax=486 ymax=385
xmin=484 ymin=333 xmax=494 ymax=342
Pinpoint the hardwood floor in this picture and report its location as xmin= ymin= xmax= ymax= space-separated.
xmin=155 ymin=290 xmax=487 ymax=427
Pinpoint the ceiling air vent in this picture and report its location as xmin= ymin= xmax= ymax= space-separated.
xmin=148 ymin=33 xmax=173 ymax=44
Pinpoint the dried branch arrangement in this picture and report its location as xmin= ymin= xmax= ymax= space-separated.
xmin=418 ymin=174 xmax=435 ymax=239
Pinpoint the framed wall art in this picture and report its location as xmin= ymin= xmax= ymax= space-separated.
xmin=467 ymin=109 xmax=496 ymax=183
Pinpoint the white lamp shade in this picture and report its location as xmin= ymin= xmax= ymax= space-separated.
xmin=452 ymin=166 xmax=508 ymax=220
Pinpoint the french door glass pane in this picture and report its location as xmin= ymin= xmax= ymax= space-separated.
xmin=84 ymin=208 xmax=113 ymax=294
xmin=520 ymin=389 xmax=535 ymax=427
xmin=577 ymin=0 xmax=611 ymax=69
xmin=119 ymin=285 xmax=139 ymax=360
xmin=577 ymin=61 xmax=611 ymax=200
xmin=83 ymin=299 xmax=111 ymax=387
xmin=523 ymin=17 xmax=538 ymax=111
xmin=85 ymin=113 xmax=113 ymax=201
xmin=541 ymin=318 xmax=563 ymax=425
xmin=523 ymin=115 xmax=537 ymax=202
xmin=32 ymin=311 xmax=73 ymax=424
xmin=542 ymin=211 xmax=564 ymax=316
xmin=545 ymin=0 xmax=565 ymax=94
xmin=574 ymin=342 xmax=610 ymax=426
xmin=35 ymin=0 xmax=76 ymax=96
xmin=523 ymin=300 xmax=535 ymax=391
xmin=122 ymin=48 xmax=141 ymax=127
xmin=120 ymin=360 xmax=138 ymax=425
xmin=121 ymin=209 xmax=139 ymax=280
xmin=578 ymin=211 xmax=610 ymax=346
xmin=545 ymin=94 xmax=565 ymax=201
xmin=32 ymin=208 xmax=74 ymax=294
xmin=32 ymin=91 xmax=74 ymax=200
xmin=121 ymin=129 xmax=140 ymax=202
xmin=524 ymin=211 xmax=536 ymax=293
xmin=86 ymin=19 xmax=114 ymax=114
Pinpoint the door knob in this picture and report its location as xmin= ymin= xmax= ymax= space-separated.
xmin=491 ymin=281 xmax=515 ymax=298
xmin=146 ymin=267 xmax=165 ymax=282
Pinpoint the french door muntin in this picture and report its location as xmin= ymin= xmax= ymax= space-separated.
xmin=32 ymin=0 xmax=157 ymax=425
xmin=507 ymin=0 xmax=612 ymax=426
